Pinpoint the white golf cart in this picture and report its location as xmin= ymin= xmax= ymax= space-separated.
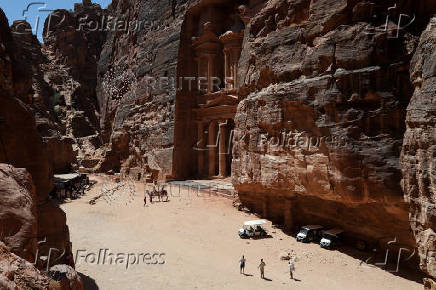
xmin=238 ymin=220 xmax=268 ymax=239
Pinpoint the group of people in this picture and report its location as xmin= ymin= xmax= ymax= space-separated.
xmin=143 ymin=181 xmax=167 ymax=205
xmin=239 ymin=254 xmax=296 ymax=280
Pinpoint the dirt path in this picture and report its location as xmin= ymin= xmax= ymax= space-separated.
xmin=61 ymin=176 xmax=423 ymax=290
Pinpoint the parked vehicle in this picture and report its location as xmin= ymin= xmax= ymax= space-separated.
xmin=238 ymin=220 xmax=267 ymax=239
xmin=296 ymin=225 xmax=324 ymax=242
xmin=52 ymin=173 xmax=90 ymax=200
xmin=320 ymin=228 xmax=344 ymax=249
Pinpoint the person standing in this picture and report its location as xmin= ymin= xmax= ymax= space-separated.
xmin=258 ymin=259 xmax=266 ymax=279
xmin=289 ymin=258 xmax=295 ymax=279
xmin=239 ymin=255 xmax=246 ymax=274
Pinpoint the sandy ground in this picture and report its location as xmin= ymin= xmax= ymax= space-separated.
xmin=60 ymin=176 xmax=423 ymax=290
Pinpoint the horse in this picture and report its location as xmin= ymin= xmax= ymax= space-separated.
xmin=146 ymin=185 xmax=169 ymax=203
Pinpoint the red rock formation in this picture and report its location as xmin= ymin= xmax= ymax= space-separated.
xmin=231 ymin=0 xmax=436 ymax=252
xmin=0 ymin=165 xmax=79 ymax=289
xmin=401 ymin=16 xmax=436 ymax=281
xmin=2 ymin=0 xmax=436 ymax=284
xmin=96 ymin=0 xmax=187 ymax=178
xmin=8 ymin=20 xmax=77 ymax=174
xmin=95 ymin=1 xmax=436 ymax=268
xmin=45 ymin=137 xmax=76 ymax=174
xmin=1 ymin=1 xmax=109 ymax=174
xmin=0 ymin=241 xmax=51 ymax=289
xmin=41 ymin=1 xmax=107 ymax=171
xmin=0 ymin=164 xmax=37 ymax=261
xmin=0 ymin=8 xmax=70 ymax=263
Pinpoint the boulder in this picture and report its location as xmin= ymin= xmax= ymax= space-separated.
xmin=49 ymin=264 xmax=84 ymax=290
xmin=0 ymin=241 xmax=83 ymax=290
xmin=0 ymin=164 xmax=37 ymax=261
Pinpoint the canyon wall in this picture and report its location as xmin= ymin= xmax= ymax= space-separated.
xmin=0 ymin=8 xmax=70 ymax=263
xmin=96 ymin=0 xmax=192 ymax=178
xmin=401 ymin=17 xmax=436 ymax=280
xmin=1 ymin=0 xmax=436 ymax=283
xmin=232 ymin=0 xmax=436 ymax=253
xmin=41 ymin=1 xmax=107 ymax=172
xmin=9 ymin=19 xmax=77 ymax=174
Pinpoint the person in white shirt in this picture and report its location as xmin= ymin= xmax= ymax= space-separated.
xmin=239 ymin=255 xmax=246 ymax=274
xmin=289 ymin=257 xmax=295 ymax=279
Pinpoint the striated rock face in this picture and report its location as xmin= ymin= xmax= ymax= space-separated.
xmin=92 ymin=0 xmax=436 ymax=261
xmin=0 ymin=164 xmax=37 ymax=261
xmin=96 ymin=0 xmax=189 ymax=178
xmin=9 ymin=20 xmax=77 ymax=174
xmin=401 ymin=17 xmax=436 ymax=279
xmin=41 ymin=2 xmax=107 ymax=171
xmin=1 ymin=0 xmax=436 ymax=284
xmin=1 ymin=1 xmax=109 ymax=174
xmin=0 ymin=27 xmax=53 ymax=202
xmin=0 ymin=8 xmax=70 ymax=263
xmin=232 ymin=0 xmax=436 ymax=250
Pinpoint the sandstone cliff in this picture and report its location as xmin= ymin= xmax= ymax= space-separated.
xmin=401 ymin=16 xmax=436 ymax=280
xmin=2 ymin=0 xmax=436 ymax=285
xmin=41 ymin=1 xmax=107 ymax=172
xmin=8 ymin=20 xmax=76 ymax=174
xmin=232 ymin=0 xmax=435 ymax=252
xmin=0 ymin=165 xmax=38 ymax=261
xmin=96 ymin=0 xmax=190 ymax=178
xmin=94 ymin=0 xmax=436 ymax=262
xmin=0 ymin=8 xmax=70 ymax=264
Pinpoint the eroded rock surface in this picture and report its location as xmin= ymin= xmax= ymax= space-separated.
xmin=0 ymin=165 xmax=37 ymax=261
xmin=41 ymin=1 xmax=107 ymax=171
xmin=401 ymin=16 xmax=436 ymax=279
xmin=0 ymin=8 xmax=70 ymax=264
xmin=96 ymin=0 xmax=190 ymax=178
xmin=1 ymin=0 xmax=436 ymax=285
xmin=0 ymin=242 xmax=51 ymax=289
xmin=0 ymin=242 xmax=83 ymax=290
xmin=232 ymin=0 xmax=436 ymax=251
